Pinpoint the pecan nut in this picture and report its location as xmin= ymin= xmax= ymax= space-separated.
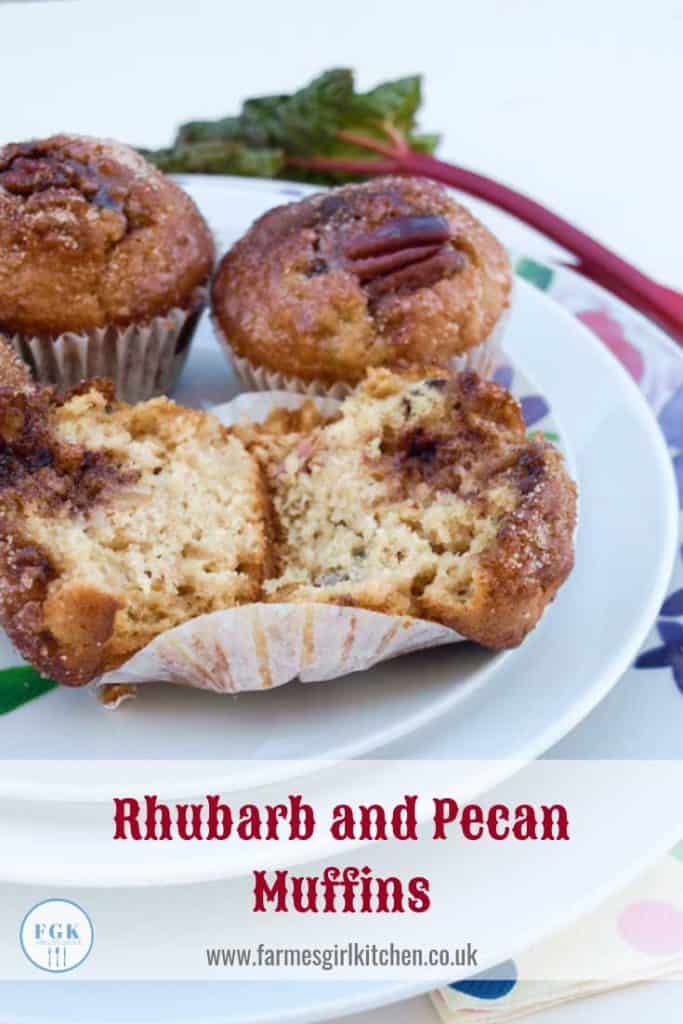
xmin=365 ymin=247 xmax=465 ymax=300
xmin=343 ymin=214 xmax=451 ymax=259
xmin=0 ymin=144 xmax=124 ymax=211
xmin=350 ymin=244 xmax=444 ymax=281
xmin=341 ymin=214 xmax=464 ymax=298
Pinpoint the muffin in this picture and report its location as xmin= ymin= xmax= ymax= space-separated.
xmin=0 ymin=364 xmax=575 ymax=691
xmin=0 ymin=135 xmax=214 ymax=402
xmin=0 ymin=380 xmax=269 ymax=684
xmin=212 ymin=176 xmax=511 ymax=397
xmin=239 ymin=368 xmax=576 ymax=649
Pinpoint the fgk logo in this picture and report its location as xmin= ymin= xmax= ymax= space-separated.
xmin=20 ymin=899 xmax=93 ymax=973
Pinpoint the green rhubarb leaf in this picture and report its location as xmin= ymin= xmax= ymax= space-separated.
xmin=143 ymin=141 xmax=285 ymax=177
xmin=249 ymin=69 xmax=356 ymax=154
xmin=143 ymin=69 xmax=439 ymax=182
xmin=238 ymin=95 xmax=300 ymax=147
xmin=0 ymin=666 xmax=57 ymax=714
xmin=350 ymin=75 xmax=422 ymax=135
xmin=175 ymin=115 xmax=245 ymax=146
xmin=408 ymin=131 xmax=441 ymax=155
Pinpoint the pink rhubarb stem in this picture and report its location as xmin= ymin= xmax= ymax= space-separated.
xmin=287 ymin=148 xmax=683 ymax=344
xmin=405 ymin=151 xmax=683 ymax=341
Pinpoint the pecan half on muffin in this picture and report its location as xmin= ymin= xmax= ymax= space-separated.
xmin=0 ymin=135 xmax=214 ymax=402
xmin=240 ymin=367 xmax=576 ymax=649
xmin=212 ymin=176 xmax=511 ymax=397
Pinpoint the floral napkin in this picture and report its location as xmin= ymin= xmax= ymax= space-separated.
xmin=513 ymin=255 xmax=683 ymax=697
xmin=432 ymin=254 xmax=683 ymax=1022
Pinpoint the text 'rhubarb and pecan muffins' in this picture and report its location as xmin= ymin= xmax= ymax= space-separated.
xmin=0 ymin=135 xmax=214 ymax=402
xmin=212 ymin=176 xmax=512 ymax=396
xmin=0 ymin=355 xmax=576 ymax=686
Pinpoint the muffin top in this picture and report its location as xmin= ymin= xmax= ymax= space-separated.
xmin=0 ymin=135 xmax=214 ymax=337
xmin=212 ymin=176 xmax=511 ymax=385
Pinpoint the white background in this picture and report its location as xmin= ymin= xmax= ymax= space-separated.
xmin=1 ymin=0 xmax=682 ymax=1019
xmin=2 ymin=0 xmax=683 ymax=285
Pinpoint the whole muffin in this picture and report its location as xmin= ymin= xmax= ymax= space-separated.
xmin=0 ymin=135 xmax=214 ymax=401
xmin=212 ymin=176 xmax=511 ymax=396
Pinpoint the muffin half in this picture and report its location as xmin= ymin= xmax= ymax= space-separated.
xmin=0 ymin=135 xmax=214 ymax=402
xmin=0 ymin=381 xmax=269 ymax=684
xmin=240 ymin=368 xmax=576 ymax=649
xmin=212 ymin=176 xmax=511 ymax=396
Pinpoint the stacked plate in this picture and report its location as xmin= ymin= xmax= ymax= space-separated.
xmin=0 ymin=178 xmax=681 ymax=1024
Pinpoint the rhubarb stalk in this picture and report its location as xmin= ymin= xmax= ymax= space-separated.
xmin=143 ymin=68 xmax=683 ymax=344
xmin=289 ymin=134 xmax=683 ymax=343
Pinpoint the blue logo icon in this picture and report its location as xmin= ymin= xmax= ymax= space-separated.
xmin=20 ymin=899 xmax=94 ymax=973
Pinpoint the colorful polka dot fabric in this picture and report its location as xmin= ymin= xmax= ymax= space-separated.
xmin=432 ymin=847 xmax=683 ymax=1023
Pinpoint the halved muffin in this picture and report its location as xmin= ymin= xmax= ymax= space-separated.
xmin=0 ymin=367 xmax=576 ymax=690
xmin=0 ymin=381 xmax=269 ymax=684
xmin=241 ymin=368 xmax=576 ymax=649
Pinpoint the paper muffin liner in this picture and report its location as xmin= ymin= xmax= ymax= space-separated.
xmin=94 ymin=389 xmax=464 ymax=708
xmin=95 ymin=604 xmax=461 ymax=708
xmin=212 ymin=299 xmax=511 ymax=400
xmin=8 ymin=289 xmax=208 ymax=404
xmin=211 ymin=317 xmax=355 ymax=400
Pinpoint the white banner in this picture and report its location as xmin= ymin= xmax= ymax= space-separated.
xmin=0 ymin=760 xmax=681 ymax=981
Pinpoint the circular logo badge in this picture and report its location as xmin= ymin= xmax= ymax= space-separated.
xmin=20 ymin=899 xmax=94 ymax=973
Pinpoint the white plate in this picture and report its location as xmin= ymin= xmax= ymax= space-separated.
xmin=0 ymin=178 xmax=576 ymax=801
xmin=0 ymin=176 xmax=675 ymax=805
xmin=0 ymin=178 xmax=675 ymax=853
xmin=0 ymin=178 xmax=553 ymax=791
xmin=0 ymin=180 xmax=671 ymax=811
xmin=0 ymin=179 xmax=680 ymax=1024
